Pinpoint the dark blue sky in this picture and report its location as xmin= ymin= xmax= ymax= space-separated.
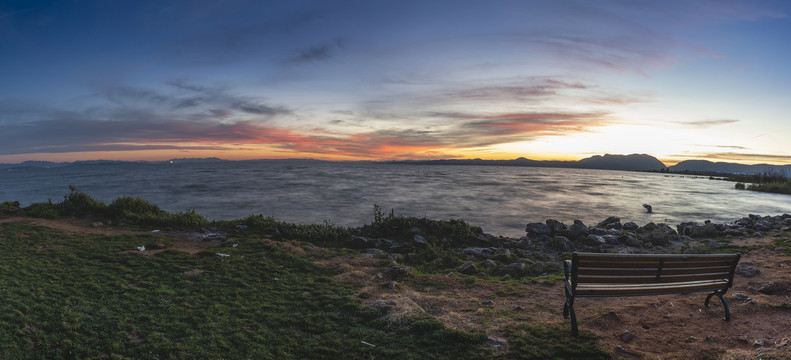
xmin=2 ymin=0 xmax=790 ymax=164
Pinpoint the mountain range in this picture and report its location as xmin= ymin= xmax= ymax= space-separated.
xmin=2 ymin=154 xmax=790 ymax=174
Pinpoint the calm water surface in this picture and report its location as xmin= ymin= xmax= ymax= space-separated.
xmin=2 ymin=160 xmax=789 ymax=237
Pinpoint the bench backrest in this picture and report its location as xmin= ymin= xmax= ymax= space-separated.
xmin=570 ymin=252 xmax=741 ymax=288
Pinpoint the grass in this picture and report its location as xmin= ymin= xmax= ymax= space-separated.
xmin=0 ymin=190 xmax=609 ymax=358
xmin=0 ymin=222 xmax=490 ymax=359
xmin=727 ymin=170 xmax=791 ymax=195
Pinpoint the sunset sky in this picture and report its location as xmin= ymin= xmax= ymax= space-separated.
xmin=1 ymin=0 xmax=790 ymax=165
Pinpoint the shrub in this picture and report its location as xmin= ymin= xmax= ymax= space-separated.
xmin=21 ymin=201 xmax=60 ymax=219
xmin=60 ymin=187 xmax=106 ymax=216
xmin=0 ymin=201 xmax=21 ymax=215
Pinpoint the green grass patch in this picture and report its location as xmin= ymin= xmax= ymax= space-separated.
xmin=502 ymin=323 xmax=610 ymax=360
xmin=0 ymin=221 xmax=491 ymax=359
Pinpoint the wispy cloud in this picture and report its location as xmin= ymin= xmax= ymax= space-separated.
xmin=672 ymin=119 xmax=740 ymax=128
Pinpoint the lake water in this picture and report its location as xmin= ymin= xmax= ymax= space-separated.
xmin=1 ymin=160 xmax=789 ymax=238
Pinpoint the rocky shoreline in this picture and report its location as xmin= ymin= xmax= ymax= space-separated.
xmin=346 ymin=213 xmax=791 ymax=277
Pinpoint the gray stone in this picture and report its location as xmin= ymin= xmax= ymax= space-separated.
xmin=690 ymin=223 xmax=719 ymax=237
xmin=545 ymin=219 xmax=568 ymax=235
xmin=596 ymin=216 xmax=620 ymax=228
xmin=584 ymin=234 xmax=607 ymax=246
xmin=525 ymin=222 xmax=551 ymax=235
xmin=566 ymin=223 xmax=589 ymax=240
xmin=484 ymin=259 xmax=498 ymax=269
xmin=457 ymin=261 xmax=478 ymax=275
xmin=500 ymin=263 xmax=525 ymax=275
xmin=642 ymin=222 xmax=659 ymax=232
xmin=708 ymin=240 xmax=722 ymax=248
xmin=548 ymin=236 xmax=571 ymax=251
xmin=732 ymin=293 xmax=751 ymax=303
xmin=623 ymin=222 xmax=639 ymax=231
xmin=383 ymin=266 xmax=411 ymax=279
xmin=413 ymin=234 xmax=427 ymax=245
xmin=620 ymin=330 xmax=634 ymax=342
xmin=754 ymin=339 xmax=765 ymax=347
xmin=736 ymin=265 xmax=760 ymax=278
xmin=530 ymin=262 xmax=544 ymax=275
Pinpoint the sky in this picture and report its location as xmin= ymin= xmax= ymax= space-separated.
xmin=1 ymin=0 xmax=790 ymax=165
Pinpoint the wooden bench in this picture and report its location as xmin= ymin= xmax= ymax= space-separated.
xmin=563 ymin=252 xmax=741 ymax=336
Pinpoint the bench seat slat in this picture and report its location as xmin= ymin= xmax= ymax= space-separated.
xmin=577 ymin=265 xmax=733 ymax=276
xmin=576 ymin=273 xmax=731 ymax=284
xmin=577 ymin=259 xmax=737 ymax=269
xmin=575 ymin=279 xmax=728 ymax=296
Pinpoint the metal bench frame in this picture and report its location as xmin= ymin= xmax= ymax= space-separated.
xmin=563 ymin=252 xmax=741 ymax=336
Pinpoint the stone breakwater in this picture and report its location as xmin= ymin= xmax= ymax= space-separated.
xmin=347 ymin=214 xmax=791 ymax=278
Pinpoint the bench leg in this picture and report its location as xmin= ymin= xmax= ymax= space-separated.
xmin=564 ymin=289 xmax=578 ymax=336
xmin=704 ymin=291 xmax=730 ymax=321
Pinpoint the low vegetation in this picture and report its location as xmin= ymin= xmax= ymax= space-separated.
xmin=0 ymin=188 xmax=610 ymax=358
xmin=728 ymin=170 xmax=791 ymax=195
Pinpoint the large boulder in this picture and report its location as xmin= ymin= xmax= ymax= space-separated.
xmin=545 ymin=219 xmax=568 ymax=236
xmin=566 ymin=220 xmax=590 ymax=240
xmin=457 ymin=261 xmax=478 ymax=275
xmin=525 ymin=222 xmax=552 ymax=236
xmin=596 ymin=216 xmax=621 ymax=228
xmin=690 ymin=223 xmax=719 ymax=238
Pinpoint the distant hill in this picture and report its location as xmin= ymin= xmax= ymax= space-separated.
xmin=669 ymin=160 xmax=791 ymax=175
xmin=388 ymin=153 xmax=667 ymax=171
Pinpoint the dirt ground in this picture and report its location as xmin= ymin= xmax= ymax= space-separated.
xmin=4 ymin=217 xmax=790 ymax=359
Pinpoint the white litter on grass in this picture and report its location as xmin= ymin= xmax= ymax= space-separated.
xmin=216 ymin=253 xmax=231 ymax=257
xmin=151 ymin=230 xmax=160 ymax=233
xmin=360 ymin=341 xmax=376 ymax=347
xmin=232 ymin=243 xmax=238 ymax=248
xmin=137 ymin=246 xmax=145 ymax=252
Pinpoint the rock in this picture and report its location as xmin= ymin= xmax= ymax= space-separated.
xmin=596 ymin=216 xmax=620 ymax=228
xmin=383 ymin=266 xmax=411 ymax=279
xmin=387 ymin=281 xmax=398 ymax=290
xmin=545 ymin=219 xmax=568 ymax=235
xmin=605 ymin=222 xmax=623 ymax=230
xmin=481 ymin=300 xmax=495 ymax=307
xmin=602 ymin=310 xmax=620 ymax=321
xmin=584 ymin=234 xmax=607 ymax=246
xmin=642 ymin=222 xmax=659 ymax=232
xmin=530 ymin=262 xmax=544 ymax=275
xmin=690 ymin=223 xmax=719 ymax=237
xmin=483 ymin=259 xmax=498 ymax=269
xmin=686 ymin=336 xmax=698 ymax=343
xmin=366 ymin=299 xmax=397 ymax=307
xmin=779 ymin=338 xmax=790 ymax=347
xmin=601 ymin=235 xmax=619 ymax=244
xmin=366 ymin=248 xmax=386 ymax=256
xmin=525 ymin=222 xmax=551 ymax=236
xmin=566 ymin=220 xmax=590 ymax=240
xmin=413 ymin=234 xmax=427 ymax=245
xmin=754 ymin=339 xmax=765 ymax=347
xmin=499 ymin=263 xmax=525 ymax=275
xmin=589 ymin=227 xmax=608 ymax=236
xmin=755 ymin=221 xmax=773 ymax=231
xmin=708 ymin=240 xmax=722 ymax=248
xmin=389 ymin=242 xmax=416 ymax=254
xmin=457 ymin=261 xmax=478 ymax=275
xmin=736 ymin=265 xmax=760 ymax=278
xmin=620 ymin=330 xmax=634 ymax=342
xmin=92 ymin=221 xmax=103 ymax=227
xmin=349 ymin=235 xmax=375 ymax=248
xmin=757 ymin=281 xmax=789 ymax=295
xmin=623 ymin=222 xmax=639 ymax=231
xmin=548 ymin=236 xmax=571 ymax=251
xmin=705 ymin=336 xmax=714 ymax=343
xmin=646 ymin=229 xmax=670 ymax=246
xmin=732 ymin=293 xmax=751 ymax=303
xmin=463 ymin=247 xmax=496 ymax=258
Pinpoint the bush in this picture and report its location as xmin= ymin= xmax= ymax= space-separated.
xmin=21 ymin=201 xmax=60 ymax=219
xmin=60 ymin=189 xmax=106 ymax=216
xmin=0 ymin=201 xmax=21 ymax=215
